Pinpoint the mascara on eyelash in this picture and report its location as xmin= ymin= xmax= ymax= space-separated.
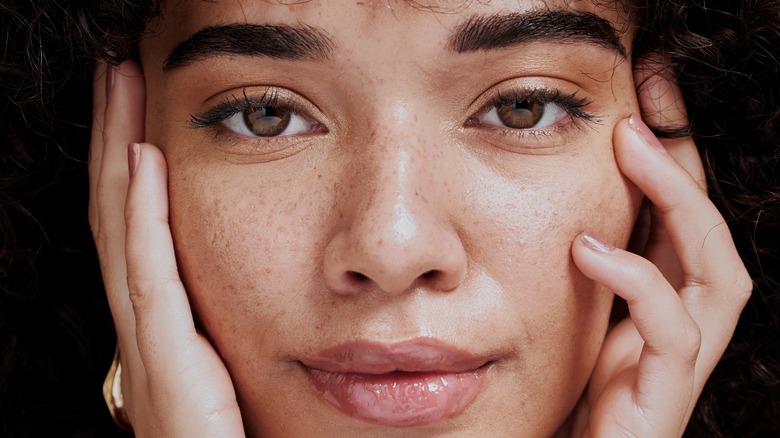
xmin=189 ymin=86 xmax=600 ymax=132
xmin=189 ymin=88 xmax=288 ymax=129
xmin=489 ymin=88 xmax=598 ymax=125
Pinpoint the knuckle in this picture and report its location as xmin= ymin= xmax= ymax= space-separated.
xmin=676 ymin=319 xmax=702 ymax=363
xmin=126 ymin=277 xmax=157 ymax=314
xmin=126 ymin=275 xmax=180 ymax=315
xmin=732 ymin=267 xmax=754 ymax=306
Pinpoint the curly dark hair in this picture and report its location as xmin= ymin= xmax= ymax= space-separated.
xmin=1 ymin=0 xmax=778 ymax=436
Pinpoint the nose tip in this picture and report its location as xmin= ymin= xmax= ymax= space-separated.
xmin=323 ymin=218 xmax=467 ymax=296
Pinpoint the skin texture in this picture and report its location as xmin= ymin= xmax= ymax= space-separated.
xmin=88 ymin=0 xmax=751 ymax=437
xmin=140 ymin=1 xmax=638 ymax=436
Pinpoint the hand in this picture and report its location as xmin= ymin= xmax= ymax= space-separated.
xmin=90 ymin=60 xmax=245 ymax=437
xmin=567 ymin=70 xmax=752 ymax=436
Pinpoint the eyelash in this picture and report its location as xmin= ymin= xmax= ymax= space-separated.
xmin=188 ymin=86 xmax=598 ymax=139
xmin=471 ymin=88 xmax=597 ymax=129
xmin=189 ymin=88 xmax=316 ymax=131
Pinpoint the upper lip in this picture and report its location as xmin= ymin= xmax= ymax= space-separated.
xmin=300 ymin=338 xmax=492 ymax=374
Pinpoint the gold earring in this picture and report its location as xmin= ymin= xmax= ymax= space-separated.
xmin=103 ymin=346 xmax=132 ymax=431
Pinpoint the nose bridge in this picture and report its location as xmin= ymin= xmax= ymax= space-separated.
xmin=355 ymin=109 xmax=440 ymax=259
xmin=369 ymin=141 xmax=426 ymax=242
xmin=353 ymin=96 xmax=439 ymax=237
xmin=324 ymin=102 xmax=467 ymax=296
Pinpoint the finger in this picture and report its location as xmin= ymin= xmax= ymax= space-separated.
xmin=615 ymin=115 xmax=752 ymax=397
xmin=633 ymin=60 xmax=689 ymax=137
xmin=124 ymin=143 xmax=201 ymax=376
xmin=89 ymin=61 xmax=108 ymax=230
xmin=633 ymin=65 xmax=700 ymax=289
xmin=615 ymin=116 xmax=749 ymax=301
xmin=94 ymin=60 xmax=146 ymax=335
xmin=98 ymin=60 xmax=145 ymax=249
xmin=631 ymin=66 xmax=751 ymax=373
xmin=125 ymin=144 xmax=245 ymax=435
xmin=125 ymin=143 xmax=246 ymax=433
xmin=634 ymin=58 xmax=705 ymax=194
xmin=572 ymin=232 xmax=700 ymax=434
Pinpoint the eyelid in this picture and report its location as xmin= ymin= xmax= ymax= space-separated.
xmin=462 ymin=81 xmax=601 ymax=152
xmin=471 ymin=86 xmax=595 ymax=126
xmin=189 ymin=86 xmax=325 ymax=133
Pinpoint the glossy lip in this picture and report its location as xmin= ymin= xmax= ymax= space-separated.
xmin=300 ymin=338 xmax=493 ymax=427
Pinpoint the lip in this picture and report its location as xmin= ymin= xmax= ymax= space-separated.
xmin=300 ymin=339 xmax=492 ymax=427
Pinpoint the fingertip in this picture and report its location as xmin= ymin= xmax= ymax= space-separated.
xmin=114 ymin=58 xmax=144 ymax=79
xmin=579 ymin=231 xmax=617 ymax=254
xmin=104 ymin=60 xmax=146 ymax=147
xmin=126 ymin=143 xmax=169 ymax=214
xmin=128 ymin=142 xmax=167 ymax=185
xmin=612 ymin=115 xmax=677 ymax=190
xmin=571 ymin=231 xmax=619 ymax=285
xmin=633 ymin=59 xmax=688 ymax=130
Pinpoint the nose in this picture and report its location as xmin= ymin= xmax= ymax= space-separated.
xmin=323 ymin=141 xmax=468 ymax=297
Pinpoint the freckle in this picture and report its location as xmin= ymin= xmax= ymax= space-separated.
xmin=317 ymin=173 xmax=323 ymax=179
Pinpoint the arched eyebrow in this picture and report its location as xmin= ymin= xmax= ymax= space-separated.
xmin=449 ymin=10 xmax=627 ymax=58
xmin=162 ymin=9 xmax=625 ymax=72
xmin=163 ymin=23 xmax=333 ymax=71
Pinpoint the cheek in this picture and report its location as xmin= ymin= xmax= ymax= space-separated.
xmin=446 ymin=146 xmax=639 ymax=431
xmin=166 ymin=162 xmax=332 ymax=352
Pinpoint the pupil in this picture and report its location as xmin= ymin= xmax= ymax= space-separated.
xmin=244 ymin=106 xmax=291 ymax=136
xmin=497 ymin=99 xmax=545 ymax=129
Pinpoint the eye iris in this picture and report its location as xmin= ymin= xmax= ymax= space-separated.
xmin=244 ymin=106 xmax=291 ymax=136
xmin=497 ymin=99 xmax=545 ymax=129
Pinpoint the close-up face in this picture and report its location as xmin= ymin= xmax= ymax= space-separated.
xmin=139 ymin=0 xmax=642 ymax=436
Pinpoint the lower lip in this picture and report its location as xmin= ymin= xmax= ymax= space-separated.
xmin=307 ymin=367 xmax=488 ymax=427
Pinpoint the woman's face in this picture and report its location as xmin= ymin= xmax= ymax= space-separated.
xmin=139 ymin=0 xmax=640 ymax=435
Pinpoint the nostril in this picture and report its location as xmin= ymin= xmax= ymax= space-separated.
xmin=421 ymin=270 xmax=437 ymax=280
xmin=347 ymin=271 xmax=369 ymax=282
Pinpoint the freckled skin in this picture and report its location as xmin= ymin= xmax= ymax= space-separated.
xmin=140 ymin=0 xmax=642 ymax=436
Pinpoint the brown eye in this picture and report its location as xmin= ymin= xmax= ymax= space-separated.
xmin=244 ymin=106 xmax=292 ymax=137
xmin=476 ymin=93 xmax=568 ymax=131
xmin=496 ymin=99 xmax=545 ymax=129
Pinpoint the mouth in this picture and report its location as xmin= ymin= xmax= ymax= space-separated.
xmin=300 ymin=338 xmax=494 ymax=427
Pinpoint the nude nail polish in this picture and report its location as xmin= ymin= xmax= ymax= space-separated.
xmin=628 ymin=114 xmax=666 ymax=152
xmin=581 ymin=232 xmax=616 ymax=253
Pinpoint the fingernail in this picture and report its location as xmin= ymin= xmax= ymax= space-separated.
xmin=581 ymin=232 xmax=616 ymax=253
xmin=106 ymin=64 xmax=115 ymax=102
xmin=628 ymin=114 xmax=666 ymax=153
xmin=128 ymin=143 xmax=140 ymax=177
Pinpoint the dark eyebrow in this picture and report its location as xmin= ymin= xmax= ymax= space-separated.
xmin=449 ymin=10 xmax=626 ymax=58
xmin=163 ymin=23 xmax=333 ymax=71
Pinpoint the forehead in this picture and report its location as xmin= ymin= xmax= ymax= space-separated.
xmin=146 ymin=0 xmax=633 ymax=62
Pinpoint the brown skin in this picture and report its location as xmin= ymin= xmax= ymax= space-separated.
xmin=138 ymin=1 xmax=640 ymax=436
